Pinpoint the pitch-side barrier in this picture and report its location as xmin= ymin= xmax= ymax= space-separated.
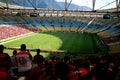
xmin=5 ymin=47 xmax=66 ymax=54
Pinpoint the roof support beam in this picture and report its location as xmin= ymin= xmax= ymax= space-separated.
xmin=81 ymin=17 xmax=95 ymax=33
xmin=92 ymin=0 xmax=96 ymax=11
xmin=65 ymin=0 xmax=67 ymax=11
xmin=116 ymin=0 xmax=120 ymax=12
xmin=5 ymin=0 xmax=9 ymax=9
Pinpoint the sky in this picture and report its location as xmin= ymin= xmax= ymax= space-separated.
xmin=56 ymin=0 xmax=117 ymax=10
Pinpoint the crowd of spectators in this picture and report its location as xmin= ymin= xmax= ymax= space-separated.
xmin=0 ymin=44 xmax=120 ymax=80
xmin=103 ymin=35 xmax=120 ymax=44
xmin=0 ymin=25 xmax=41 ymax=40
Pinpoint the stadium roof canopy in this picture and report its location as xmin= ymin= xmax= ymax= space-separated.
xmin=0 ymin=0 xmax=120 ymax=11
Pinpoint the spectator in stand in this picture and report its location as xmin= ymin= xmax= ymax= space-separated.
xmin=33 ymin=49 xmax=44 ymax=67
xmin=55 ymin=62 xmax=69 ymax=80
xmin=78 ymin=61 xmax=96 ymax=80
xmin=25 ymin=65 xmax=47 ymax=80
xmin=0 ymin=44 xmax=11 ymax=80
xmin=10 ymin=50 xmax=18 ymax=76
xmin=0 ymin=71 xmax=9 ymax=80
xmin=25 ymin=49 xmax=47 ymax=80
xmin=67 ymin=61 xmax=79 ymax=80
xmin=104 ymin=62 xmax=116 ymax=80
xmin=15 ymin=44 xmax=32 ymax=76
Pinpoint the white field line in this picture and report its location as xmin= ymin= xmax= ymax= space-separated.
xmin=0 ymin=32 xmax=35 ymax=44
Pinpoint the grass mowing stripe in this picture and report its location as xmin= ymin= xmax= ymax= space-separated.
xmin=39 ymin=34 xmax=60 ymax=50
xmin=69 ymin=34 xmax=80 ymax=52
xmin=63 ymin=36 xmax=74 ymax=51
xmin=63 ymin=33 xmax=80 ymax=52
xmin=42 ymin=32 xmax=69 ymax=50
xmin=29 ymin=33 xmax=52 ymax=48
xmin=59 ymin=33 xmax=73 ymax=51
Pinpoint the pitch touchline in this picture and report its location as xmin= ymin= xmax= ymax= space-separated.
xmin=0 ymin=32 xmax=35 ymax=44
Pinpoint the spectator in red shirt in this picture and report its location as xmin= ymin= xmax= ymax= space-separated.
xmin=0 ymin=44 xmax=11 ymax=80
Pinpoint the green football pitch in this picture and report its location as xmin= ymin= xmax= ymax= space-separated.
xmin=1 ymin=31 xmax=108 ymax=58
